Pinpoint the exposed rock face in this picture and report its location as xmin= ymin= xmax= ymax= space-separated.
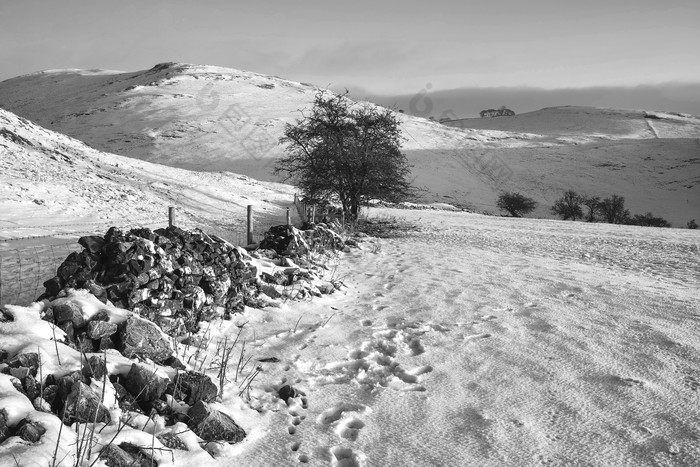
xmin=187 ymin=401 xmax=246 ymax=444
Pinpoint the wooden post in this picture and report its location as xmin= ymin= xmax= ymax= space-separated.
xmin=168 ymin=207 xmax=175 ymax=228
xmin=311 ymin=205 xmax=316 ymax=223
xmin=341 ymin=211 xmax=345 ymax=228
xmin=294 ymin=193 xmax=298 ymax=205
xmin=247 ymin=205 xmax=254 ymax=245
xmin=286 ymin=207 xmax=291 ymax=226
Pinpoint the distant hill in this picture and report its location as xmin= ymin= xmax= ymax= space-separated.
xmin=1 ymin=63 xmax=698 ymax=226
xmin=442 ymin=106 xmax=700 ymax=139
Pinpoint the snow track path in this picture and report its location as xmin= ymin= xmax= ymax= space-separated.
xmin=227 ymin=208 xmax=699 ymax=466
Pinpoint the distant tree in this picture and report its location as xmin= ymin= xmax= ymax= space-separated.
xmin=275 ymin=91 xmax=412 ymax=221
xmin=598 ymin=195 xmax=630 ymax=224
xmin=582 ymin=195 xmax=600 ymax=222
xmin=551 ymin=190 xmax=584 ymax=220
xmin=688 ymin=219 xmax=699 ymax=229
xmin=627 ymin=212 xmax=671 ymax=228
xmin=497 ymin=192 xmax=538 ymax=217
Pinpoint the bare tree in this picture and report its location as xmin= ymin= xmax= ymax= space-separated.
xmin=551 ymin=190 xmax=584 ymax=220
xmin=599 ymin=195 xmax=630 ymax=224
xmin=275 ymin=91 xmax=413 ymax=221
xmin=582 ymin=195 xmax=600 ymax=222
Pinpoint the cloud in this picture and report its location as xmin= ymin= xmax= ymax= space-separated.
xmin=283 ymin=41 xmax=416 ymax=76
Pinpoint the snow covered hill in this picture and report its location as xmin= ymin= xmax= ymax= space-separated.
xmin=1 ymin=63 xmax=698 ymax=226
xmin=0 ymin=107 xmax=296 ymax=246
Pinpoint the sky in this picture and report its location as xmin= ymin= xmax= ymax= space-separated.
xmin=1 ymin=0 xmax=699 ymax=115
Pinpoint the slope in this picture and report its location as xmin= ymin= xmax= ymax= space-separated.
xmin=1 ymin=64 xmax=698 ymax=226
xmin=0 ymin=107 xmax=296 ymax=246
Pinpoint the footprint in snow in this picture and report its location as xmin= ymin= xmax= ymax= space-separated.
xmin=330 ymin=446 xmax=367 ymax=467
xmin=317 ymin=403 xmax=370 ymax=425
xmin=464 ymin=333 xmax=492 ymax=341
xmin=336 ymin=417 xmax=366 ymax=441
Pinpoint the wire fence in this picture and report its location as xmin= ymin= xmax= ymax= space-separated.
xmin=0 ymin=202 xmax=301 ymax=308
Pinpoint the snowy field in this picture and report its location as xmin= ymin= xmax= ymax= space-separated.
xmin=1 ymin=206 xmax=698 ymax=466
xmin=213 ymin=207 xmax=699 ymax=466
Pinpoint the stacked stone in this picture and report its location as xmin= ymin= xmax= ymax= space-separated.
xmin=259 ymin=224 xmax=347 ymax=256
xmin=40 ymin=226 xmax=258 ymax=336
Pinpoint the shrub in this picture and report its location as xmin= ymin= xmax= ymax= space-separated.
xmin=497 ymin=192 xmax=538 ymax=217
xmin=627 ymin=212 xmax=671 ymax=228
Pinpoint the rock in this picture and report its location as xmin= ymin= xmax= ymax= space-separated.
xmin=63 ymin=382 xmax=111 ymax=424
xmin=84 ymin=355 xmax=108 ymax=380
xmin=123 ymin=363 xmax=169 ymax=403
xmin=53 ymin=301 xmax=86 ymax=328
xmin=79 ymin=235 xmax=106 ymax=254
xmin=0 ymin=411 xmax=9 ymax=444
xmin=112 ymin=382 xmax=140 ymax=413
xmin=157 ymin=433 xmax=187 ymax=450
xmin=6 ymin=352 xmax=40 ymax=376
xmin=173 ymin=371 xmax=218 ymax=405
xmin=259 ymin=283 xmax=282 ymax=299
xmin=187 ymin=401 xmax=246 ymax=444
xmin=118 ymin=316 xmax=172 ymax=363
xmin=22 ymin=374 xmax=41 ymax=400
xmin=56 ymin=370 xmax=86 ymax=402
xmin=87 ymin=320 xmax=118 ymax=339
xmin=42 ymin=385 xmax=58 ymax=405
xmin=99 ymin=443 xmax=154 ymax=467
xmin=278 ymin=384 xmax=297 ymax=404
xmin=85 ymin=280 xmax=109 ymax=302
xmin=90 ymin=309 xmax=111 ymax=322
xmin=16 ymin=419 xmax=46 ymax=443
xmin=33 ymin=396 xmax=52 ymax=413
xmin=8 ymin=366 xmax=30 ymax=380
xmin=317 ymin=281 xmax=336 ymax=295
xmin=42 ymin=276 xmax=63 ymax=298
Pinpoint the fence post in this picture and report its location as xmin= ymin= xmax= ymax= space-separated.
xmin=286 ymin=207 xmax=291 ymax=226
xmin=247 ymin=205 xmax=254 ymax=245
xmin=341 ymin=211 xmax=345 ymax=228
xmin=168 ymin=207 xmax=175 ymax=228
xmin=311 ymin=205 xmax=316 ymax=224
xmin=294 ymin=193 xmax=298 ymax=205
